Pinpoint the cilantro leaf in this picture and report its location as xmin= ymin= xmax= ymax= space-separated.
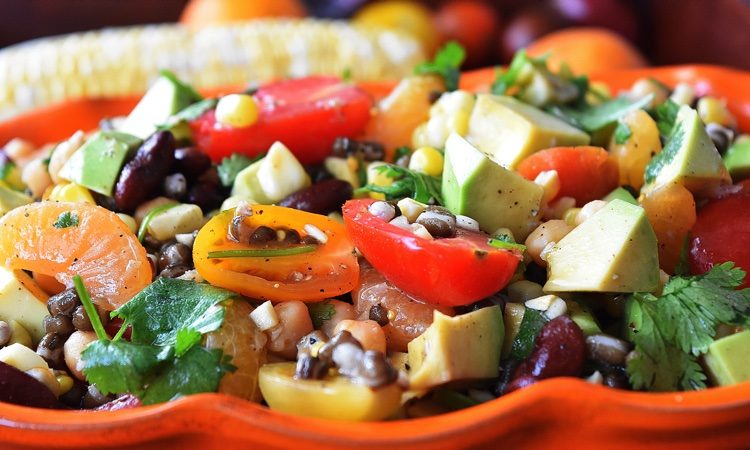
xmin=53 ymin=211 xmax=79 ymax=229
xmin=491 ymin=49 xmax=531 ymax=96
xmin=308 ymin=300 xmax=336 ymax=329
xmin=114 ymin=278 xmax=236 ymax=347
xmin=0 ymin=160 xmax=15 ymax=182
xmin=414 ymin=41 xmax=466 ymax=91
xmin=625 ymin=263 xmax=750 ymax=391
xmin=614 ymin=122 xmax=632 ymax=145
xmin=509 ymin=308 xmax=547 ymax=360
xmin=139 ymin=346 xmax=230 ymax=406
xmin=487 ymin=234 xmax=526 ymax=252
xmin=82 ymin=340 xmax=162 ymax=397
xmin=549 ymin=94 xmax=653 ymax=133
xmin=175 ymin=328 xmax=202 ymax=357
xmin=157 ymin=98 xmax=218 ymax=130
xmin=356 ymin=164 xmax=443 ymax=204
xmin=655 ymin=99 xmax=680 ymax=139
xmin=217 ymin=153 xmax=262 ymax=187
xmin=644 ymin=120 xmax=684 ymax=185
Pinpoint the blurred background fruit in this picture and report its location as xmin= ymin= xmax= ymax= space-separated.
xmin=180 ymin=0 xmax=306 ymax=27
xmin=353 ymin=0 xmax=440 ymax=55
xmin=433 ymin=0 xmax=500 ymax=67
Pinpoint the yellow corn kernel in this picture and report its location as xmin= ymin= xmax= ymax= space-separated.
xmin=366 ymin=162 xmax=392 ymax=200
xmin=562 ymin=207 xmax=581 ymax=227
xmin=408 ymin=147 xmax=443 ymax=177
xmin=411 ymin=123 xmax=431 ymax=149
xmin=215 ymin=94 xmax=259 ymax=128
xmin=448 ymin=109 xmax=470 ymax=136
xmin=47 ymin=183 xmax=96 ymax=204
xmin=55 ymin=372 xmax=74 ymax=395
xmin=697 ymin=97 xmax=736 ymax=128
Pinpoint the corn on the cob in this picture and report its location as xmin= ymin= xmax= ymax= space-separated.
xmin=0 ymin=19 xmax=426 ymax=120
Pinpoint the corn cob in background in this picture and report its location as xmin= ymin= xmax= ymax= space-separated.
xmin=0 ymin=19 xmax=426 ymax=120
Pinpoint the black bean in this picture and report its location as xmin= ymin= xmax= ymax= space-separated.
xmin=301 ymin=235 xmax=320 ymax=245
xmin=159 ymin=265 xmax=189 ymax=279
xmin=47 ymin=288 xmax=80 ymax=317
xmin=163 ymin=173 xmax=187 ymax=200
xmin=332 ymin=137 xmax=358 ymax=158
xmin=706 ymin=123 xmax=734 ymax=155
xmin=294 ymin=354 xmax=329 ymax=380
xmin=585 ymin=334 xmax=631 ymax=366
xmin=158 ymin=243 xmax=192 ymax=271
xmin=317 ymin=330 xmax=361 ymax=365
xmin=0 ymin=320 xmax=10 ymax=346
xmin=331 ymin=137 xmax=385 ymax=161
xmin=416 ymin=207 xmax=457 ymax=239
xmin=357 ymin=350 xmax=398 ymax=388
xmin=186 ymin=182 xmax=225 ymax=212
xmin=369 ymin=304 xmax=390 ymax=326
xmin=278 ymin=179 xmax=353 ymax=215
xmin=174 ymin=147 xmax=211 ymax=179
xmin=114 ymin=131 xmax=176 ymax=212
xmin=305 ymin=163 xmax=333 ymax=183
xmin=71 ymin=305 xmax=110 ymax=332
xmin=296 ymin=331 xmax=328 ymax=357
xmin=59 ymin=379 xmax=87 ymax=408
xmin=44 ymin=314 xmax=74 ymax=336
xmin=358 ymin=141 xmax=385 ymax=161
xmin=82 ymin=385 xmax=113 ymax=409
xmin=250 ymin=225 xmax=276 ymax=245
xmin=603 ymin=371 xmax=630 ymax=390
xmin=36 ymin=333 xmax=64 ymax=367
xmin=281 ymin=228 xmax=301 ymax=245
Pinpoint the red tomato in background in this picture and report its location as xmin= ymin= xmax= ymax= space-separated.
xmin=434 ymin=0 xmax=501 ymax=67
xmin=189 ymin=76 xmax=373 ymax=164
xmin=689 ymin=190 xmax=750 ymax=288
xmin=517 ymin=146 xmax=619 ymax=205
xmin=343 ymin=199 xmax=521 ymax=307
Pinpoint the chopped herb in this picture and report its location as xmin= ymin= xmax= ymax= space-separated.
xmin=0 ymin=160 xmax=14 ymax=181
xmin=137 ymin=203 xmax=180 ymax=242
xmin=73 ymin=275 xmax=109 ymax=341
xmin=549 ymin=94 xmax=653 ymax=133
xmin=175 ymin=328 xmax=203 ymax=357
xmin=217 ymin=153 xmax=263 ymax=187
xmin=157 ymin=98 xmax=218 ymax=130
xmin=308 ymin=300 xmax=336 ymax=329
xmin=487 ymin=235 xmax=526 ymax=252
xmin=207 ymin=246 xmax=317 ymax=259
xmin=355 ymin=164 xmax=443 ymax=205
xmin=491 ymin=50 xmax=533 ymax=96
xmin=393 ymin=146 xmax=412 ymax=162
xmin=509 ymin=307 xmax=547 ymax=360
xmin=414 ymin=41 xmax=466 ymax=91
xmin=626 ymin=263 xmax=750 ymax=391
xmin=614 ymin=122 xmax=632 ymax=144
xmin=643 ymin=121 xmax=684 ymax=185
xmin=341 ymin=67 xmax=353 ymax=83
xmin=655 ymin=99 xmax=680 ymax=139
xmin=53 ymin=211 xmax=79 ymax=229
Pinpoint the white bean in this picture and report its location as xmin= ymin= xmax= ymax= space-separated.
xmin=267 ymin=301 xmax=313 ymax=359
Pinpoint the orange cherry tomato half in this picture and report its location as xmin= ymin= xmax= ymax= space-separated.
xmin=342 ymin=199 xmax=521 ymax=307
xmin=193 ymin=205 xmax=359 ymax=302
xmin=517 ymin=146 xmax=619 ymax=205
xmin=189 ymin=76 xmax=374 ymax=164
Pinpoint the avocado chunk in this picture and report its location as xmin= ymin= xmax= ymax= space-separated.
xmin=58 ymin=131 xmax=141 ymax=196
xmin=0 ymin=161 xmax=24 ymax=191
xmin=704 ymin=330 xmax=750 ymax=386
xmin=466 ymin=95 xmax=590 ymax=169
xmin=602 ymin=186 xmax=638 ymax=205
xmin=643 ymin=105 xmax=730 ymax=194
xmin=442 ymin=133 xmax=543 ymax=241
xmin=0 ymin=268 xmax=49 ymax=344
xmin=723 ymin=137 xmax=750 ymax=181
xmin=232 ymin=142 xmax=311 ymax=204
xmin=119 ymin=71 xmax=202 ymax=140
xmin=408 ymin=305 xmax=503 ymax=390
xmin=566 ymin=300 xmax=601 ymax=336
xmin=0 ymin=182 xmax=32 ymax=215
xmin=544 ymin=199 xmax=660 ymax=293
xmin=502 ymin=302 xmax=525 ymax=358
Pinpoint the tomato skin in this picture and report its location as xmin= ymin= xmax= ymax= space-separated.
xmin=189 ymin=77 xmax=373 ymax=164
xmin=517 ymin=146 xmax=619 ymax=205
xmin=689 ymin=191 xmax=750 ymax=288
xmin=193 ymin=205 xmax=359 ymax=301
xmin=343 ymin=199 xmax=521 ymax=307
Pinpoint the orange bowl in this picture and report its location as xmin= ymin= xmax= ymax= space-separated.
xmin=1 ymin=66 xmax=750 ymax=449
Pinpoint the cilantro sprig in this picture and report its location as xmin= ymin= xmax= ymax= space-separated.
xmin=356 ymin=164 xmax=443 ymax=205
xmin=217 ymin=153 xmax=263 ymax=187
xmin=625 ymin=263 xmax=750 ymax=391
xmin=80 ymin=278 xmax=238 ymax=405
xmin=53 ymin=211 xmax=79 ymax=229
xmin=487 ymin=234 xmax=526 ymax=253
xmin=308 ymin=300 xmax=336 ymax=329
xmin=414 ymin=41 xmax=466 ymax=91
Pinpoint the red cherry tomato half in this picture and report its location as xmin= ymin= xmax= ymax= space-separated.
xmin=342 ymin=199 xmax=521 ymax=307
xmin=517 ymin=146 xmax=619 ymax=205
xmin=689 ymin=190 xmax=750 ymax=288
xmin=190 ymin=76 xmax=373 ymax=164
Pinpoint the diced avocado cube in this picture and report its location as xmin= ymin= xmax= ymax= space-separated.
xmin=566 ymin=301 xmax=601 ymax=336
xmin=119 ymin=71 xmax=202 ymax=140
xmin=0 ymin=182 xmax=32 ymax=215
xmin=723 ymin=137 xmax=750 ymax=181
xmin=643 ymin=105 xmax=730 ymax=194
xmin=231 ymin=142 xmax=310 ymax=204
xmin=0 ymin=267 xmax=49 ymax=344
xmin=704 ymin=330 xmax=750 ymax=386
xmin=58 ymin=131 xmax=141 ymax=196
xmin=466 ymin=95 xmax=590 ymax=169
xmin=544 ymin=199 xmax=660 ymax=293
xmin=0 ymin=162 xmax=24 ymax=191
xmin=408 ymin=306 xmax=503 ymax=390
xmin=442 ymin=133 xmax=543 ymax=241
xmin=602 ymin=186 xmax=638 ymax=205
xmin=502 ymin=302 xmax=525 ymax=358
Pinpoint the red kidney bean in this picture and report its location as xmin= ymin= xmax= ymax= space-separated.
xmin=174 ymin=147 xmax=212 ymax=179
xmin=278 ymin=179 xmax=353 ymax=215
xmin=511 ymin=315 xmax=585 ymax=384
xmin=504 ymin=375 xmax=538 ymax=394
xmin=0 ymin=361 xmax=61 ymax=409
xmin=114 ymin=131 xmax=176 ymax=212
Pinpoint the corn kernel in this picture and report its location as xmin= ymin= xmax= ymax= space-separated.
xmin=55 ymin=372 xmax=74 ymax=395
xmin=411 ymin=123 xmax=431 ymax=149
xmin=448 ymin=109 xmax=470 ymax=136
xmin=562 ymin=207 xmax=581 ymax=226
xmin=408 ymin=147 xmax=443 ymax=176
xmin=215 ymin=94 xmax=259 ymax=128
xmin=47 ymin=183 xmax=96 ymax=204
xmin=697 ymin=97 xmax=736 ymax=128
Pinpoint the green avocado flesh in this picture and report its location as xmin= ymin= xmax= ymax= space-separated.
xmin=0 ymin=183 xmax=32 ymax=215
xmin=602 ymin=187 xmax=638 ymax=205
xmin=723 ymin=138 xmax=750 ymax=181
xmin=704 ymin=330 xmax=750 ymax=387
xmin=442 ymin=133 xmax=543 ymax=241
xmin=643 ymin=105 xmax=729 ymax=193
xmin=544 ymin=199 xmax=659 ymax=293
xmin=465 ymin=94 xmax=590 ymax=169
xmin=58 ymin=131 xmax=141 ymax=196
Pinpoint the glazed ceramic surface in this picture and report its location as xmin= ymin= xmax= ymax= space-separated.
xmin=1 ymin=66 xmax=749 ymax=449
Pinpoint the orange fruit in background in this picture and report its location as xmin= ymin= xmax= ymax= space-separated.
xmin=525 ymin=27 xmax=647 ymax=74
xmin=180 ymin=0 xmax=306 ymax=28
xmin=353 ymin=0 xmax=440 ymax=55
xmin=434 ymin=0 xmax=501 ymax=67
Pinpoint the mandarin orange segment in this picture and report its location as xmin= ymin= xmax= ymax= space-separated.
xmin=0 ymin=202 xmax=152 ymax=310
